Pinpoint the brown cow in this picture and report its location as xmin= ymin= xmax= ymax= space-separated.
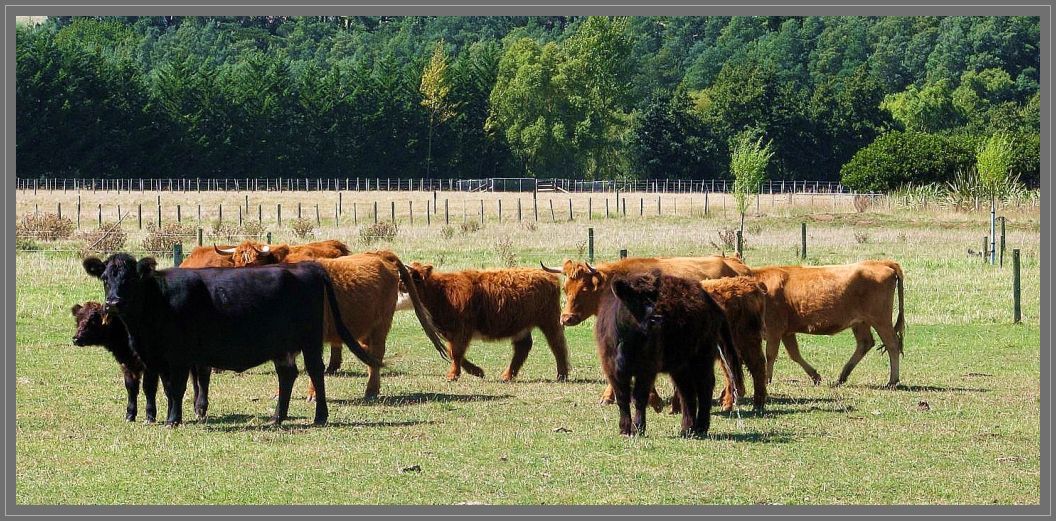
xmin=403 ymin=263 xmax=570 ymax=383
xmin=214 ymin=239 xmax=352 ymax=373
xmin=541 ymin=255 xmax=751 ymax=411
xmin=752 ymin=259 xmax=905 ymax=387
xmin=306 ymin=250 xmax=448 ymax=400
xmin=216 ymin=239 xmax=350 ymax=267
xmin=699 ymin=276 xmax=769 ymax=411
xmin=179 ymin=245 xmax=236 ymax=268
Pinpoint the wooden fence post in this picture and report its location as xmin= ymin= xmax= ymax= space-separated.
xmin=801 ymin=222 xmax=807 ymax=260
xmin=98 ymin=205 xmax=102 ymax=227
xmin=1000 ymin=217 xmax=1007 ymax=268
xmin=1013 ymin=249 xmax=1021 ymax=323
xmin=736 ymin=230 xmax=743 ymax=258
xmin=374 ymin=201 xmax=378 ymax=224
xmin=173 ymin=243 xmax=183 ymax=267
xmin=278 ymin=204 xmax=282 ymax=227
xmin=391 ymin=201 xmax=396 ymax=223
xmin=588 ymin=228 xmax=595 ymax=264
xmin=198 ymin=228 xmax=203 ymax=247
xmin=620 ymin=249 xmax=627 ymax=259
xmin=549 ymin=199 xmax=556 ymax=222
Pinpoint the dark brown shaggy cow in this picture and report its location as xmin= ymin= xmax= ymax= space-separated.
xmin=217 ymin=239 xmax=350 ymax=267
xmin=179 ymin=245 xmax=236 ymax=268
xmin=752 ymin=259 xmax=906 ymax=387
xmin=599 ymin=270 xmax=739 ymax=437
xmin=309 ymin=251 xmax=448 ymax=400
xmin=404 ymin=263 xmax=570 ymax=382
xmin=542 ymin=255 xmax=751 ymax=411
xmin=214 ymin=239 xmax=351 ymax=373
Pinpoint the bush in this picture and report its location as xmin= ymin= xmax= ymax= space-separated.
xmin=15 ymin=212 xmax=74 ymax=241
xmin=78 ymin=223 xmax=127 ymax=257
xmin=440 ymin=225 xmax=456 ymax=240
xmin=459 ymin=220 xmax=482 ymax=235
xmin=142 ymin=222 xmax=194 ymax=255
xmin=840 ymin=131 xmax=974 ymax=192
xmin=495 ymin=236 xmax=517 ymax=268
xmin=15 ymin=236 xmax=40 ymax=251
xmin=360 ymin=221 xmax=398 ymax=245
xmin=289 ymin=218 xmax=316 ymax=240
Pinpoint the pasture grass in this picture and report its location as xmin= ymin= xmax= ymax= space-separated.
xmin=14 ymin=189 xmax=1042 ymax=505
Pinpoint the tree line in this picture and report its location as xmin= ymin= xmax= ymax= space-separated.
xmin=15 ymin=16 xmax=1041 ymax=188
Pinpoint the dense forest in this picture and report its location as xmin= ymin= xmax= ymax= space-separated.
xmin=15 ymin=16 xmax=1041 ymax=189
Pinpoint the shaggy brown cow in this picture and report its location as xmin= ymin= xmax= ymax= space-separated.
xmin=599 ymin=270 xmax=739 ymax=437
xmin=307 ymin=251 xmax=448 ymax=400
xmin=699 ymin=276 xmax=769 ymax=411
xmin=752 ymin=259 xmax=905 ymax=387
xmin=216 ymin=239 xmax=350 ymax=267
xmin=179 ymin=245 xmax=236 ymax=268
xmin=542 ymin=255 xmax=751 ymax=411
xmin=214 ymin=239 xmax=352 ymax=373
xmin=403 ymin=263 xmax=570 ymax=382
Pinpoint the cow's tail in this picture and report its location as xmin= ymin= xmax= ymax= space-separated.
xmin=321 ymin=268 xmax=384 ymax=368
xmin=392 ymin=257 xmax=450 ymax=361
xmin=716 ymin=308 xmax=745 ymax=397
xmin=890 ymin=261 xmax=905 ymax=356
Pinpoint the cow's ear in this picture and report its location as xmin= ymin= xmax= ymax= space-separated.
xmin=562 ymin=259 xmax=574 ymax=274
xmin=611 ymin=278 xmax=634 ymax=304
xmin=422 ymin=264 xmax=433 ymax=279
xmin=137 ymin=257 xmax=157 ymax=277
xmin=70 ymin=304 xmax=82 ymax=316
xmin=83 ymin=257 xmax=105 ymax=279
xmin=271 ymin=245 xmax=290 ymax=261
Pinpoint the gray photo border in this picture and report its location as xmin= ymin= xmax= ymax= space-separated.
xmin=4 ymin=0 xmax=1051 ymax=517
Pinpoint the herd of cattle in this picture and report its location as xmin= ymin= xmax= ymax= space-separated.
xmin=71 ymin=238 xmax=905 ymax=438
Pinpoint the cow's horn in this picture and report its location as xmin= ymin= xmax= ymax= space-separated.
xmin=214 ymin=244 xmax=236 ymax=255
xmin=584 ymin=262 xmax=598 ymax=274
xmin=540 ymin=262 xmax=562 ymax=274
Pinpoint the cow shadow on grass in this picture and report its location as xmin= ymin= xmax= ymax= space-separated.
xmin=662 ymin=429 xmax=797 ymax=443
xmin=325 ymin=369 xmax=410 ymax=378
xmin=199 ymin=415 xmax=434 ymax=433
xmin=329 ymin=391 xmax=514 ymax=407
xmin=513 ymin=377 xmax=608 ymax=385
xmin=853 ymin=383 xmax=990 ymax=393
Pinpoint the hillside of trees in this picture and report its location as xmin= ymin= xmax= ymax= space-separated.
xmin=15 ymin=16 xmax=1041 ymax=188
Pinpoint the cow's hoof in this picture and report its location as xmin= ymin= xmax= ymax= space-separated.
xmin=885 ymin=381 xmax=900 ymax=390
xmin=165 ymin=421 xmax=180 ymax=429
xmin=555 ymin=373 xmax=569 ymax=382
xmin=599 ymin=397 xmax=614 ymax=406
xmin=446 ymin=373 xmax=461 ymax=382
xmin=810 ymin=374 xmax=823 ymax=386
xmin=500 ymin=372 xmax=514 ymax=382
xmin=125 ymin=414 xmax=136 ymax=422
xmin=144 ymin=417 xmax=156 ymax=425
xmin=305 ymin=393 xmax=317 ymax=403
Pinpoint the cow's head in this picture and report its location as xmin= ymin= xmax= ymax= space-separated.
xmin=217 ymin=241 xmax=288 ymax=267
xmin=541 ymin=259 xmax=606 ymax=327
xmin=611 ymin=269 xmax=664 ymax=332
xmin=83 ymin=254 xmax=156 ymax=316
xmin=405 ymin=262 xmax=435 ymax=285
xmin=70 ymin=301 xmax=112 ymax=346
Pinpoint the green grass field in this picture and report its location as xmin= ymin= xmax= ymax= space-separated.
xmin=14 ymin=189 xmax=1042 ymax=505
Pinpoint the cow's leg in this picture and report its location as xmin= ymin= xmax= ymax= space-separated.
xmin=539 ymin=322 xmax=571 ymax=382
xmin=765 ymin=335 xmax=782 ymax=383
xmin=121 ymin=365 xmax=140 ymax=422
xmin=632 ymin=371 xmax=656 ymax=436
xmin=873 ymin=323 xmax=902 ymax=388
xmin=302 ymin=346 xmax=329 ymax=425
xmin=364 ymin=330 xmax=388 ymax=399
xmin=741 ymin=336 xmax=768 ymax=412
xmin=191 ymin=365 xmax=210 ymax=421
xmin=671 ymin=371 xmax=697 ymax=437
xmin=717 ymin=357 xmax=737 ymax=412
xmin=325 ymin=343 xmax=343 ymax=375
xmin=142 ymin=369 xmax=159 ymax=424
xmin=696 ymin=359 xmax=717 ymax=437
xmin=162 ymin=366 xmax=190 ymax=428
xmin=836 ymin=324 xmax=875 ymax=386
xmin=502 ymin=331 xmax=533 ymax=382
xmin=272 ymin=355 xmax=299 ymax=425
xmin=599 ymin=383 xmax=615 ymax=405
xmin=610 ymin=374 xmax=633 ymax=436
xmin=446 ymin=339 xmax=468 ymax=381
xmin=782 ymin=334 xmax=821 ymax=385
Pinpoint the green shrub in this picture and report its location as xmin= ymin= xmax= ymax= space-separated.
xmin=289 ymin=218 xmax=316 ymax=240
xmin=15 ymin=212 xmax=74 ymax=241
xmin=360 ymin=221 xmax=398 ymax=245
xmin=840 ymin=131 xmax=974 ymax=192
xmin=78 ymin=223 xmax=127 ymax=257
xmin=142 ymin=222 xmax=194 ymax=255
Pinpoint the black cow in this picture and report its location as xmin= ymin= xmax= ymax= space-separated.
xmin=597 ymin=270 xmax=739 ymax=438
xmin=82 ymin=254 xmax=380 ymax=427
xmin=70 ymin=301 xmax=211 ymax=423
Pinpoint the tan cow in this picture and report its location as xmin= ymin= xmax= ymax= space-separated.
xmin=215 ymin=239 xmax=350 ymax=267
xmin=179 ymin=245 xmax=236 ymax=268
xmin=306 ymin=250 xmax=448 ymax=400
xmin=752 ymin=259 xmax=905 ymax=387
xmin=542 ymin=255 xmax=752 ymax=411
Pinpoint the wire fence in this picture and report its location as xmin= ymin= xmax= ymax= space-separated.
xmin=15 ymin=176 xmax=850 ymax=195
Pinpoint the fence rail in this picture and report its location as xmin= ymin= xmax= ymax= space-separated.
xmin=15 ymin=177 xmax=849 ymax=195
